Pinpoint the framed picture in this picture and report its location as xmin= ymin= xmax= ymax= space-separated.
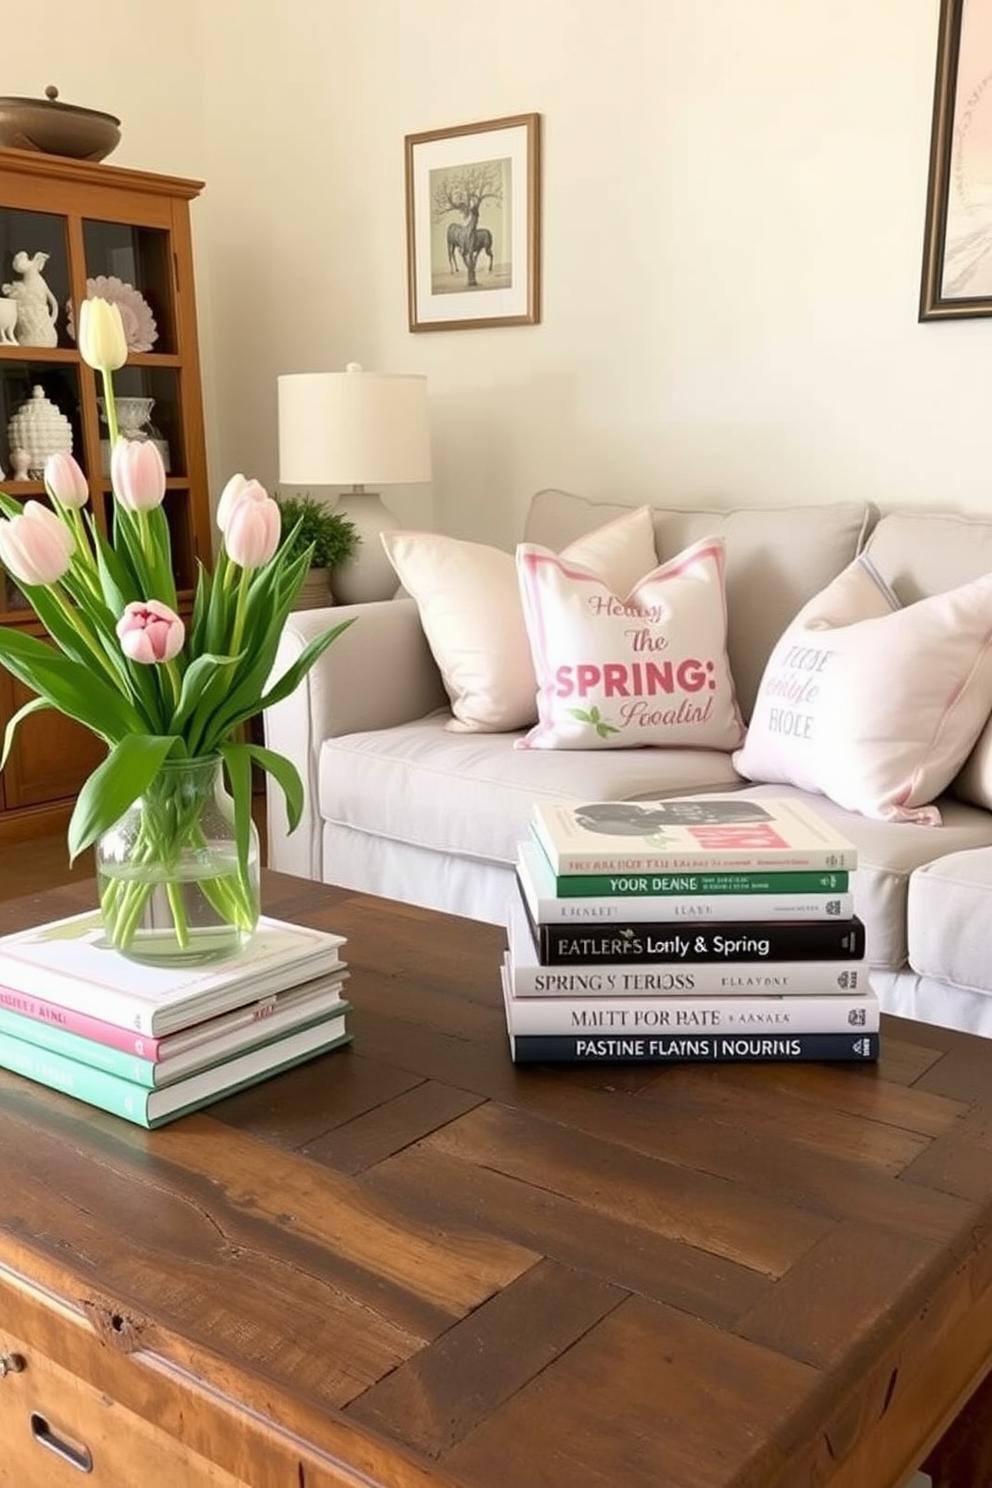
xmin=404 ymin=113 xmax=541 ymax=333
xmin=919 ymin=0 xmax=992 ymax=320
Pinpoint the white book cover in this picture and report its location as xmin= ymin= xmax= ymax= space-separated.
xmin=516 ymin=840 xmax=855 ymax=924
xmin=0 ymin=910 xmax=346 ymax=1034
xmin=531 ymin=795 xmax=858 ymax=874
xmin=500 ymin=953 xmax=879 ymax=1034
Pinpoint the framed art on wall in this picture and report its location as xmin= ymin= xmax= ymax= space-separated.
xmin=404 ymin=113 xmax=541 ymax=333
xmin=919 ymin=0 xmax=992 ymax=320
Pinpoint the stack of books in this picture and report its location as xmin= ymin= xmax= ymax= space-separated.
xmin=502 ymin=795 xmax=879 ymax=1066
xmin=0 ymin=911 xmax=352 ymax=1127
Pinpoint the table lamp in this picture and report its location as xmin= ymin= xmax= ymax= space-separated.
xmin=277 ymin=363 xmax=432 ymax=604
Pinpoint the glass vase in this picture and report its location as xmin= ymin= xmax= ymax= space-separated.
xmin=95 ymin=755 xmax=259 ymax=967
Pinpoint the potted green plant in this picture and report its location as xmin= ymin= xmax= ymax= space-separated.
xmin=274 ymin=493 xmax=359 ymax=609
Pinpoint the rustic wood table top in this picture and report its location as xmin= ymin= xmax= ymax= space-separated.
xmin=0 ymin=871 xmax=991 ymax=1488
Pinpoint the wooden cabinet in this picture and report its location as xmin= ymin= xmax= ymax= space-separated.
xmin=0 ymin=149 xmax=213 ymax=841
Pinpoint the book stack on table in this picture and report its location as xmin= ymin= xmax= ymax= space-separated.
xmin=502 ymin=795 xmax=878 ymax=1066
xmin=0 ymin=911 xmax=352 ymax=1127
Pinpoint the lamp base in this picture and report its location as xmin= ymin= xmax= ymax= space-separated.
xmin=330 ymin=488 xmax=402 ymax=604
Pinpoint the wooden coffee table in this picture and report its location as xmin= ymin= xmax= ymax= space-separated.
xmin=1 ymin=871 xmax=991 ymax=1488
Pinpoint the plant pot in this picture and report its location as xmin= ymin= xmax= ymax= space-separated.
xmin=95 ymin=755 xmax=259 ymax=967
xmin=293 ymin=567 xmax=335 ymax=611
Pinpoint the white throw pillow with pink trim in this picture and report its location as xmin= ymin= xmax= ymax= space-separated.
xmin=381 ymin=506 xmax=657 ymax=733
xmin=733 ymin=558 xmax=992 ymax=824
xmin=516 ymin=536 xmax=745 ymax=751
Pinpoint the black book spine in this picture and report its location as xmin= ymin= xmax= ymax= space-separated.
xmin=509 ymin=1032 xmax=880 ymax=1064
xmin=531 ymin=915 xmax=866 ymax=965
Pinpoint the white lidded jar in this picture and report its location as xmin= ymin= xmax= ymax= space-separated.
xmin=6 ymin=385 xmax=72 ymax=477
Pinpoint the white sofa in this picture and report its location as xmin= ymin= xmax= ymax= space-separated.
xmin=264 ymin=490 xmax=992 ymax=1037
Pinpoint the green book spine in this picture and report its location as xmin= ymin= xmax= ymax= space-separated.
xmin=555 ymin=869 xmax=851 ymax=898
xmin=0 ymin=1005 xmax=157 ymax=1085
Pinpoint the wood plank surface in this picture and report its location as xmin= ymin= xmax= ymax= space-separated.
xmin=0 ymin=873 xmax=991 ymax=1488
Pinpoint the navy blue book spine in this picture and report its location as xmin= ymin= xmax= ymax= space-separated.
xmin=508 ymin=1032 xmax=880 ymax=1064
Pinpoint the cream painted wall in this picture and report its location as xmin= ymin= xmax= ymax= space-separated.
xmin=7 ymin=1 xmax=991 ymax=548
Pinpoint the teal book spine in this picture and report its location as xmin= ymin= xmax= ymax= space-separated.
xmin=0 ymin=1032 xmax=162 ymax=1123
xmin=0 ymin=1023 xmax=351 ymax=1128
xmin=0 ymin=1004 xmax=157 ymax=1085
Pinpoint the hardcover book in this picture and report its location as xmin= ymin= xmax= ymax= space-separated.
xmin=0 ymin=981 xmax=350 ymax=1087
xmin=517 ymin=839 xmax=855 ymax=924
xmin=500 ymin=960 xmax=879 ymax=1064
xmin=0 ymin=1011 xmax=351 ymax=1127
xmin=518 ymin=883 xmax=865 ymax=965
xmin=531 ymin=796 xmax=858 ymax=875
xmin=504 ymin=1030 xmax=880 ymax=1065
xmin=0 ymin=970 xmax=349 ymax=1061
xmin=506 ymin=896 xmax=864 ymax=997
xmin=501 ymin=955 xmax=880 ymax=1035
xmin=0 ymin=911 xmax=346 ymax=1035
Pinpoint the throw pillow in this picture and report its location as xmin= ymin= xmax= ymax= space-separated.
xmin=380 ymin=506 xmax=657 ymax=732
xmin=733 ymin=557 xmax=992 ymax=824
xmin=515 ymin=535 xmax=745 ymax=751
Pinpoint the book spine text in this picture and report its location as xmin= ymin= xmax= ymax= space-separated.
xmin=553 ymin=870 xmax=851 ymax=898
xmin=504 ymin=992 xmax=879 ymax=1035
xmin=507 ymin=958 xmax=866 ymax=997
xmin=530 ymin=916 xmax=865 ymax=964
xmin=508 ymin=1032 xmax=880 ymax=1064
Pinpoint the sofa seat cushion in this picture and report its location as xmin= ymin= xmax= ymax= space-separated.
xmin=319 ymin=711 xmax=743 ymax=869
xmin=907 ymin=848 xmax=992 ymax=994
xmin=714 ymin=784 xmax=992 ymax=971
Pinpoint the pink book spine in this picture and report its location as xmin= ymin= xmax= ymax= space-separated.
xmin=0 ymin=984 xmax=160 ymax=1058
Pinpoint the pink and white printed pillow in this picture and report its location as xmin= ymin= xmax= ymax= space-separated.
xmin=515 ymin=536 xmax=744 ymax=751
xmin=381 ymin=506 xmax=658 ymax=733
xmin=733 ymin=557 xmax=992 ymax=823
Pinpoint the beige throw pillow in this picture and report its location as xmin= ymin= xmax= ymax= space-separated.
xmin=381 ymin=505 xmax=657 ymax=732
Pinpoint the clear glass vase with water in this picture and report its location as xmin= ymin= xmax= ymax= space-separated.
xmin=96 ymin=755 xmax=259 ymax=967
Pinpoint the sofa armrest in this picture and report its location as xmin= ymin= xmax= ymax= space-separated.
xmin=262 ymin=597 xmax=448 ymax=879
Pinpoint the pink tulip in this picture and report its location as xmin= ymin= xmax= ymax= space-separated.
xmin=224 ymin=492 xmax=281 ymax=569
xmin=111 ymin=438 xmax=166 ymax=512
xmin=116 ymin=600 xmax=185 ymax=664
xmin=217 ymin=473 xmax=253 ymax=532
xmin=0 ymin=501 xmax=75 ymax=586
xmin=44 ymin=452 xmax=90 ymax=510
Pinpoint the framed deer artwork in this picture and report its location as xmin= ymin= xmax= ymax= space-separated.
xmin=919 ymin=0 xmax=992 ymax=319
xmin=404 ymin=113 xmax=541 ymax=332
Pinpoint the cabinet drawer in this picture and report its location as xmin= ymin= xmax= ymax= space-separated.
xmin=0 ymin=1326 xmax=246 ymax=1488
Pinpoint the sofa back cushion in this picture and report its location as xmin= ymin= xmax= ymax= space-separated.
xmin=525 ymin=490 xmax=875 ymax=717
xmin=860 ymin=512 xmax=992 ymax=813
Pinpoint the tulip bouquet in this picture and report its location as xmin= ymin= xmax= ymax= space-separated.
xmin=0 ymin=296 xmax=352 ymax=963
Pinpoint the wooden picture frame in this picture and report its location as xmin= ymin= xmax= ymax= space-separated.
xmin=919 ymin=0 xmax=992 ymax=320
xmin=404 ymin=113 xmax=541 ymax=333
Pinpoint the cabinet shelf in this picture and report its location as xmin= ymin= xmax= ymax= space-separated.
xmin=0 ymin=148 xmax=211 ymax=835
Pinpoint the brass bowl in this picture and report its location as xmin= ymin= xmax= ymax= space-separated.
xmin=0 ymin=85 xmax=121 ymax=162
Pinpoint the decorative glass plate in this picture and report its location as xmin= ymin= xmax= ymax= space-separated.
xmin=65 ymin=275 xmax=158 ymax=352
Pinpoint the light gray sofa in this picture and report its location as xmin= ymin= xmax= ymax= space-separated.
xmin=264 ymin=490 xmax=992 ymax=1037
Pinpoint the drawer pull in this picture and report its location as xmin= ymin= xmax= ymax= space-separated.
xmin=30 ymin=1412 xmax=93 ymax=1473
xmin=0 ymin=1351 xmax=25 ymax=1376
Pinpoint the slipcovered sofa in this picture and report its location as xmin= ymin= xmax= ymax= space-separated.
xmin=264 ymin=490 xmax=992 ymax=1037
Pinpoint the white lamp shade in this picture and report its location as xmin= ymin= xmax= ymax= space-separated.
xmin=278 ymin=366 xmax=432 ymax=487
